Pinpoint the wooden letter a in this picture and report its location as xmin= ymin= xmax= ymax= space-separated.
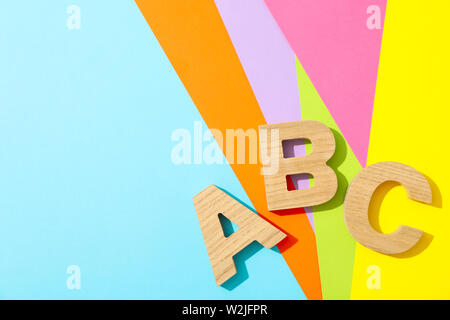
xmin=193 ymin=185 xmax=286 ymax=285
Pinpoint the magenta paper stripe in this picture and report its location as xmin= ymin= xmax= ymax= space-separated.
xmin=264 ymin=0 xmax=386 ymax=166
xmin=214 ymin=0 xmax=314 ymax=229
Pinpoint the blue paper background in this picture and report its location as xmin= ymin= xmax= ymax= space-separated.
xmin=0 ymin=1 xmax=304 ymax=299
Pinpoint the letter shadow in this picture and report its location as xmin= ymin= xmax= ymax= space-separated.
xmin=221 ymin=241 xmax=263 ymax=291
xmin=368 ymin=174 xmax=442 ymax=259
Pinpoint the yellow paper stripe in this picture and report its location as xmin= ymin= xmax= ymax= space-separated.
xmin=351 ymin=2 xmax=448 ymax=299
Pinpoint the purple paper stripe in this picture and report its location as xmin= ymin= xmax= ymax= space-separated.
xmin=214 ymin=0 xmax=314 ymax=229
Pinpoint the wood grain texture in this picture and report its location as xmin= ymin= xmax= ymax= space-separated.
xmin=259 ymin=120 xmax=337 ymax=211
xmin=193 ymin=185 xmax=286 ymax=286
xmin=343 ymin=161 xmax=432 ymax=254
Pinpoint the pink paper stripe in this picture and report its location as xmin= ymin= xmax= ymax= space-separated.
xmin=264 ymin=0 xmax=386 ymax=166
xmin=214 ymin=0 xmax=314 ymax=229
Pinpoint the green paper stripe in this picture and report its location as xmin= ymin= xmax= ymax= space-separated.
xmin=296 ymin=58 xmax=360 ymax=299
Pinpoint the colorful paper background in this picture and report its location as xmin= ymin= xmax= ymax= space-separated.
xmin=0 ymin=1 xmax=303 ymax=299
xmin=0 ymin=0 xmax=448 ymax=300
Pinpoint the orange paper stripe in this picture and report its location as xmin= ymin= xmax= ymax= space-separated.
xmin=135 ymin=0 xmax=322 ymax=299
